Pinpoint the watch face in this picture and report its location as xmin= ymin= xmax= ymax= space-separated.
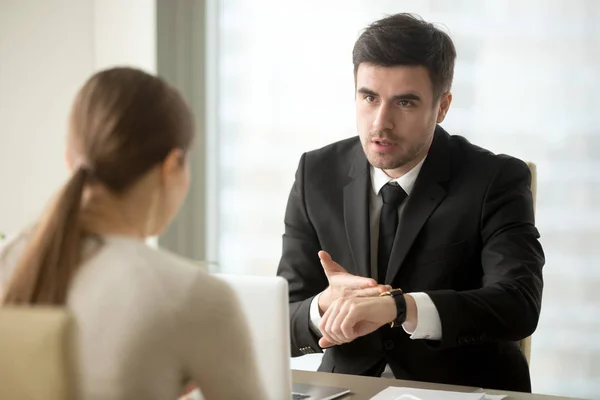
xmin=381 ymin=288 xmax=403 ymax=297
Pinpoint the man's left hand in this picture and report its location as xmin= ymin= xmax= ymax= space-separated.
xmin=318 ymin=295 xmax=397 ymax=348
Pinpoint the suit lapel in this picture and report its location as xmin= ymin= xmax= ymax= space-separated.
xmin=385 ymin=126 xmax=451 ymax=284
xmin=343 ymin=143 xmax=371 ymax=278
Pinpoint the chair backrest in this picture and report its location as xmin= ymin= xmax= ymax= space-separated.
xmin=0 ymin=307 xmax=78 ymax=400
xmin=519 ymin=162 xmax=537 ymax=365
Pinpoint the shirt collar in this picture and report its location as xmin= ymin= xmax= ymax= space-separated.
xmin=370 ymin=156 xmax=427 ymax=196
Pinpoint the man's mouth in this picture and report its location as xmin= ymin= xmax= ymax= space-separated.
xmin=372 ymin=139 xmax=394 ymax=146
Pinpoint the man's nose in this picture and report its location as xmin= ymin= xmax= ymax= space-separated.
xmin=372 ymin=104 xmax=394 ymax=131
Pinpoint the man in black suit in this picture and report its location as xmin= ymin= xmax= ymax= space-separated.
xmin=276 ymin=13 xmax=544 ymax=392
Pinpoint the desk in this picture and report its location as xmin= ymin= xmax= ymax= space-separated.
xmin=292 ymin=370 xmax=584 ymax=400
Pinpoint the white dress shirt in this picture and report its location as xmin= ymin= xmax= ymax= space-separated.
xmin=309 ymin=156 xmax=443 ymax=341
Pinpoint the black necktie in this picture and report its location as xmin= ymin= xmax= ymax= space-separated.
xmin=378 ymin=183 xmax=408 ymax=284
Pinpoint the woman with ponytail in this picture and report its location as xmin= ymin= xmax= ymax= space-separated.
xmin=0 ymin=67 xmax=266 ymax=400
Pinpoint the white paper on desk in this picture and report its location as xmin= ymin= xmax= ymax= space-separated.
xmin=369 ymin=386 xmax=507 ymax=400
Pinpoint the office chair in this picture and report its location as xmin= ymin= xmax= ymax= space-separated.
xmin=519 ymin=161 xmax=537 ymax=366
xmin=0 ymin=307 xmax=79 ymax=400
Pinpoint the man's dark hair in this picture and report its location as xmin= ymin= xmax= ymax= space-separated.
xmin=353 ymin=13 xmax=456 ymax=100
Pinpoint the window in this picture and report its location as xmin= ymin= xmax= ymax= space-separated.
xmin=208 ymin=0 xmax=600 ymax=396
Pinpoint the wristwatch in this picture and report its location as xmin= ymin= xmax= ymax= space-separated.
xmin=379 ymin=288 xmax=406 ymax=328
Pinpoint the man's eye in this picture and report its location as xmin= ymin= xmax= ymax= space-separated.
xmin=364 ymin=95 xmax=375 ymax=103
xmin=398 ymin=100 xmax=414 ymax=107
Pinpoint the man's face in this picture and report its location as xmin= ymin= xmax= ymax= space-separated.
xmin=355 ymin=63 xmax=451 ymax=177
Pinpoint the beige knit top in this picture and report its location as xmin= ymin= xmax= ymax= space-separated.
xmin=0 ymin=234 xmax=266 ymax=400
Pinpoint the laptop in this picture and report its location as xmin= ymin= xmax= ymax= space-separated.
xmin=215 ymin=273 xmax=350 ymax=400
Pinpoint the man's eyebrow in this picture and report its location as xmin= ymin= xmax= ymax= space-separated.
xmin=357 ymin=87 xmax=422 ymax=102
xmin=357 ymin=87 xmax=378 ymax=97
xmin=391 ymin=93 xmax=422 ymax=102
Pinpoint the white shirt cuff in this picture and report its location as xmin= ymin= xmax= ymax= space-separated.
xmin=309 ymin=292 xmax=323 ymax=337
xmin=402 ymin=292 xmax=442 ymax=340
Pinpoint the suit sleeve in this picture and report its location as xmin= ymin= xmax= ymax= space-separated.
xmin=426 ymin=157 xmax=545 ymax=350
xmin=276 ymin=153 xmax=329 ymax=356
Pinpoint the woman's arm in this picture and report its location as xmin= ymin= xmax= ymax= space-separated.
xmin=178 ymin=273 xmax=267 ymax=400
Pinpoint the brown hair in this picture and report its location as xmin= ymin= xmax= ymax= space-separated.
xmin=353 ymin=13 xmax=456 ymax=100
xmin=2 ymin=67 xmax=194 ymax=305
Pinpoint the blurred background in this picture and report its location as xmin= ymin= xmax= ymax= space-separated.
xmin=1 ymin=0 xmax=599 ymax=398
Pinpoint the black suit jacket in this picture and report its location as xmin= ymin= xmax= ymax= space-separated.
xmin=276 ymin=126 xmax=545 ymax=392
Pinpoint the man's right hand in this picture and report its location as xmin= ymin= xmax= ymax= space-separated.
xmin=317 ymin=250 xmax=391 ymax=315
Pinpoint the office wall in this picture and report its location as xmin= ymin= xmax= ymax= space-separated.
xmin=93 ymin=0 xmax=156 ymax=72
xmin=0 ymin=0 xmax=156 ymax=236
xmin=0 ymin=0 xmax=93 ymax=234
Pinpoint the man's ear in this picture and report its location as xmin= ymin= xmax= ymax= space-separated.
xmin=436 ymin=92 xmax=453 ymax=123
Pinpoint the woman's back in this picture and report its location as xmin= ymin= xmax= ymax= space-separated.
xmin=1 ymin=235 xmax=265 ymax=400
xmin=0 ymin=67 xmax=267 ymax=399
